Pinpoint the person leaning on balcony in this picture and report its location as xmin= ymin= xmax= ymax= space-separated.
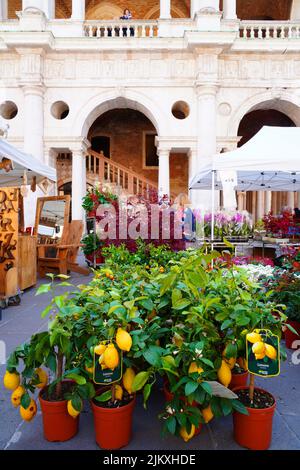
xmin=120 ymin=9 xmax=134 ymax=37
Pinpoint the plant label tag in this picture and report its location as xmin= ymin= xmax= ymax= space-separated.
xmin=246 ymin=329 xmax=280 ymax=378
xmin=93 ymin=341 xmax=123 ymax=385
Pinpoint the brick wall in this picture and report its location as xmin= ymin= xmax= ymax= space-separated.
xmin=55 ymin=108 xmax=188 ymax=197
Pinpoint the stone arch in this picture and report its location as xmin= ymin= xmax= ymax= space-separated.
xmin=145 ymin=5 xmax=188 ymax=19
xmin=74 ymin=89 xmax=166 ymax=138
xmin=86 ymin=2 xmax=123 ymax=20
xmin=228 ymin=90 xmax=300 ymax=136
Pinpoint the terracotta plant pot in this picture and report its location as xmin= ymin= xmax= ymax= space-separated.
xmin=163 ymin=382 xmax=202 ymax=436
xmin=229 ymin=370 xmax=249 ymax=390
xmin=39 ymin=386 xmax=79 ymax=442
xmin=232 ymin=386 xmax=276 ymax=450
xmin=285 ymin=320 xmax=300 ymax=349
xmin=91 ymin=397 xmax=136 ymax=449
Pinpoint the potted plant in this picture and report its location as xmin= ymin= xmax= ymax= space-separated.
xmin=4 ymin=275 xmax=94 ymax=442
xmin=229 ymin=359 xmax=248 ymax=390
xmin=82 ymin=186 xmax=118 ymax=218
xmin=81 ymin=233 xmax=104 ymax=265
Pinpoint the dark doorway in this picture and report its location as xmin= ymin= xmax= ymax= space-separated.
xmin=91 ymin=136 xmax=110 ymax=157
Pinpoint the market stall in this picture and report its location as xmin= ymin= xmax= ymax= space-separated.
xmin=0 ymin=138 xmax=56 ymax=308
xmin=189 ymin=126 xmax=300 ymax=245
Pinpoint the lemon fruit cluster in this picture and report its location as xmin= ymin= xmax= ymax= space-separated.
xmin=94 ymin=329 xmax=132 ymax=371
xmin=246 ymin=332 xmax=277 ymax=361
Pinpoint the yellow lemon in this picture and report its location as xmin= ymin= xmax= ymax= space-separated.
xmin=20 ymin=399 xmax=37 ymax=422
xmin=103 ymin=344 xmax=119 ymax=369
xmin=265 ymin=344 xmax=277 ymax=360
xmin=67 ymin=400 xmax=81 ymax=418
xmin=116 ymin=328 xmax=132 ymax=352
xmin=3 ymin=371 xmax=20 ymax=391
xmin=246 ymin=332 xmax=262 ymax=344
xmin=35 ymin=368 xmax=48 ymax=389
xmin=179 ymin=424 xmax=195 ymax=442
xmin=115 ymin=384 xmax=123 ymax=401
xmin=94 ymin=344 xmax=107 ymax=355
xmin=173 ymin=333 xmax=183 ymax=348
xmin=122 ymin=367 xmax=136 ymax=395
xmin=255 ymin=352 xmax=266 ymax=360
xmin=202 ymin=405 xmax=214 ymax=423
xmin=252 ymin=341 xmax=266 ymax=355
xmin=11 ymin=386 xmax=25 ymax=408
xmin=188 ymin=362 xmax=204 ymax=375
xmin=217 ymin=360 xmax=232 ymax=388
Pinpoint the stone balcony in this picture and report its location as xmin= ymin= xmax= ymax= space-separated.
xmin=1 ymin=14 xmax=300 ymax=51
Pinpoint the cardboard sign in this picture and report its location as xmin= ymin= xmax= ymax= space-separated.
xmin=93 ymin=341 xmax=123 ymax=385
xmin=246 ymin=329 xmax=280 ymax=378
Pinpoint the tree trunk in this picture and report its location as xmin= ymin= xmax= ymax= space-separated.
xmin=56 ymin=352 xmax=64 ymax=399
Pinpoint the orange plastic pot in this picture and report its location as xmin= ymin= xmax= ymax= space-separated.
xmin=232 ymin=386 xmax=276 ymax=450
xmin=91 ymin=397 xmax=135 ymax=449
xmin=163 ymin=382 xmax=202 ymax=436
xmin=39 ymin=388 xmax=79 ymax=442
xmin=229 ymin=371 xmax=249 ymax=390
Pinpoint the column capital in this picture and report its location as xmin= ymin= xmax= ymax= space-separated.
xmin=195 ymin=81 xmax=219 ymax=97
xmin=21 ymin=83 xmax=45 ymax=96
xmin=70 ymin=138 xmax=90 ymax=155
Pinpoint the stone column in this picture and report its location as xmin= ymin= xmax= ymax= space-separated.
xmin=71 ymin=141 xmax=89 ymax=221
xmin=287 ymin=192 xmax=295 ymax=210
xmin=22 ymin=0 xmax=54 ymax=19
xmin=160 ymin=0 xmax=171 ymax=19
xmin=0 ymin=1 xmax=8 ymax=20
xmin=291 ymin=0 xmax=300 ymax=19
xmin=256 ymin=191 xmax=265 ymax=220
xmin=265 ymin=191 xmax=272 ymax=214
xmin=195 ymin=82 xmax=218 ymax=210
xmin=157 ymin=148 xmax=170 ymax=197
xmin=71 ymin=0 xmax=85 ymax=20
xmin=22 ymin=85 xmax=44 ymax=161
xmin=223 ymin=0 xmax=237 ymax=20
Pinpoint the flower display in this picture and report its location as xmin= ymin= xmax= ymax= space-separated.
xmin=196 ymin=210 xmax=253 ymax=240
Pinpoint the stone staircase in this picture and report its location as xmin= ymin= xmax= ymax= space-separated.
xmin=86 ymin=149 xmax=158 ymax=200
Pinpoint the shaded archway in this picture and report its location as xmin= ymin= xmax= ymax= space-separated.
xmin=237 ymin=108 xmax=297 ymax=218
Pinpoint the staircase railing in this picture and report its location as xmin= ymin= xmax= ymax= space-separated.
xmin=86 ymin=149 xmax=158 ymax=199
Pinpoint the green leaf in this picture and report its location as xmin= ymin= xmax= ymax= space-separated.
xmin=21 ymin=393 xmax=31 ymax=409
xmin=185 ymin=381 xmax=199 ymax=396
xmin=171 ymin=288 xmax=182 ymax=306
xmin=172 ymin=298 xmax=191 ymax=310
xmin=160 ymin=273 xmax=177 ymax=296
xmin=231 ymin=399 xmax=249 ymax=415
xmin=220 ymin=398 xmax=233 ymax=416
xmin=57 ymin=274 xmax=70 ymax=280
xmin=224 ymin=343 xmax=237 ymax=359
xmin=40 ymin=304 xmax=52 ymax=319
xmin=71 ymin=395 xmax=82 ymax=412
xmin=286 ymin=323 xmax=299 ymax=336
xmin=201 ymin=381 xmax=212 ymax=396
xmin=36 ymin=283 xmax=52 ymax=296
xmin=132 ymin=371 xmax=150 ymax=392
xmin=143 ymin=346 xmax=162 ymax=367
xmin=143 ymin=383 xmax=152 ymax=409
xmin=166 ymin=416 xmax=176 ymax=435
xmin=46 ymin=353 xmax=57 ymax=373
xmin=65 ymin=373 xmax=86 ymax=385
xmin=95 ymin=390 xmax=112 ymax=403
xmin=221 ymin=319 xmax=232 ymax=331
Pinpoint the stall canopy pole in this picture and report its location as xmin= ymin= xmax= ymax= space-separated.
xmin=211 ymin=170 xmax=216 ymax=244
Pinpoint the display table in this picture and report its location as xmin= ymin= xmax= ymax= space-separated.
xmin=18 ymin=235 xmax=37 ymax=290
xmin=250 ymin=240 xmax=300 ymax=259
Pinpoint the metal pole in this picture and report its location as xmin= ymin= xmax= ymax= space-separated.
xmin=211 ymin=170 xmax=216 ymax=246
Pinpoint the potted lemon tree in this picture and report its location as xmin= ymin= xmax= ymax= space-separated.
xmin=4 ymin=275 xmax=94 ymax=442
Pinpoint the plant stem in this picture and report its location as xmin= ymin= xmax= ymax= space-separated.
xmin=56 ymin=352 xmax=63 ymax=399
xmin=111 ymin=383 xmax=116 ymax=402
xmin=249 ymin=373 xmax=255 ymax=405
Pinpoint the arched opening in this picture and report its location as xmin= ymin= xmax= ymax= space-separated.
xmin=237 ymin=105 xmax=298 ymax=219
xmin=235 ymin=0 xmax=292 ymax=21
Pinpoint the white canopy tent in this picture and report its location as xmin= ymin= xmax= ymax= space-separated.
xmin=189 ymin=126 xmax=300 ymax=240
xmin=0 ymin=138 xmax=56 ymax=187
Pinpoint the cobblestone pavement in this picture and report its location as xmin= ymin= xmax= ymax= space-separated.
xmin=1 ymin=259 xmax=300 ymax=450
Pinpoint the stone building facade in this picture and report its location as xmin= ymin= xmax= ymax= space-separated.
xmin=1 ymin=1 xmax=300 ymax=221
